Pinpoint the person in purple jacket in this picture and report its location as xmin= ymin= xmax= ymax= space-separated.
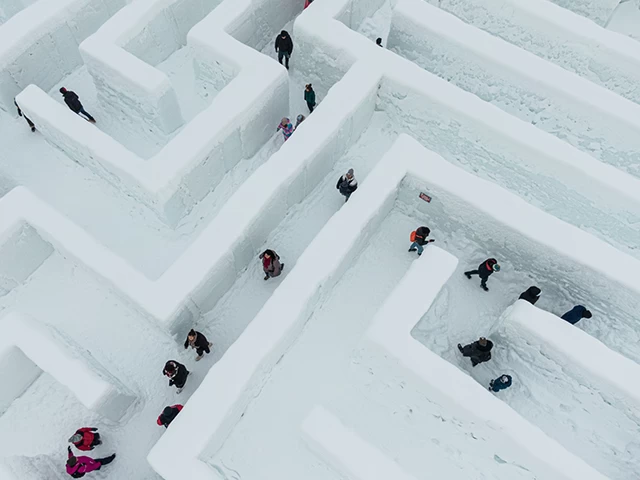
xmin=277 ymin=117 xmax=294 ymax=141
xmin=66 ymin=446 xmax=115 ymax=478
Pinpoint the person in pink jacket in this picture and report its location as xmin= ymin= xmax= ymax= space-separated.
xmin=66 ymin=446 xmax=115 ymax=478
xmin=277 ymin=117 xmax=294 ymax=141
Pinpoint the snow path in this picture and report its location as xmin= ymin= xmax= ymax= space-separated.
xmin=197 ymin=112 xmax=394 ymax=358
xmin=210 ymin=210 xmax=544 ymax=480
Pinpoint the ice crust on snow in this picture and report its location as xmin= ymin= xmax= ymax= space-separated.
xmin=0 ymin=312 xmax=136 ymax=422
xmin=389 ymin=0 xmax=640 ymax=178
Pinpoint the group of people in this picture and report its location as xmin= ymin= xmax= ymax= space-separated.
xmin=407 ymin=226 xmax=595 ymax=393
xmin=15 ymin=87 xmax=96 ymax=133
xmin=277 ymin=84 xmax=316 ymax=142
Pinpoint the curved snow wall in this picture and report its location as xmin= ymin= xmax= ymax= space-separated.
xmin=425 ymin=0 xmax=640 ymax=106
xmin=294 ymin=0 xmax=640 ymax=257
xmin=388 ymin=0 xmax=640 ymax=178
xmin=0 ymin=0 xmax=127 ymax=114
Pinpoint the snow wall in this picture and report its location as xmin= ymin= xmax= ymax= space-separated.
xmin=8 ymin=63 xmax=377 ymax=339
xmin=302 ymin=406 xmax=420 ymax=480
xmin=425 ymin=0 xmax=640 ymax=106
xmin=388 ymin=0 xmax=640 ymax=178
xmin=0 ymin=223 xmax=53 ymax=297
xmin=18 ymin=0 xmax=294 ymax=226
xmin=0 ymin=0 xmax=127 ymax=114
xmin=500 ymin=301 xmax=640 ymax=426
xmin=294 ymin=0 xmax=640 ymax=259
xmin=147 ymin=100 xmax=398 ymax=478
xmin=0 ymin=312 xmax=136 ymax=422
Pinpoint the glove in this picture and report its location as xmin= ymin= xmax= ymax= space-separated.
xmin=429 ymin=239 xmax=435 ymax=243
xmin=68 ymin=446 xmax=72 ymax=453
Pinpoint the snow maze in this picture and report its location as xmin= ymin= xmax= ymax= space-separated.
xmin=1 ymin=0 xmax=640 ymax=478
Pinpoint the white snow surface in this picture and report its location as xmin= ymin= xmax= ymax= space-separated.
xmin=2 ymin=0 xmax=640 ymax=478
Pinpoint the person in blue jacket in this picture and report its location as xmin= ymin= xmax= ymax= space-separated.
xmin=561 ymin=305 xmax=592 ymax=325
xmin=489 ymin=375 xmax=512 ymax=392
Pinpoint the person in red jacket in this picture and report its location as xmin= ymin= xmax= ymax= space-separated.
xmin=68 ymin=427 xmax=101 ymax=451
xmin=66 ymin=446 xmax=115 ymax=478
xmin=157 ymin=404 xmax=183 ymax=428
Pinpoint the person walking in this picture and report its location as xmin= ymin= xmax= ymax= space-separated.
xmin=295 ymin=114 xmax=305 ymax=129
xmin=408 ymin=226 xmax=435 ymax=256
xmin=66 ymin=446 xmax=115 ymax=478
xmin=304 ymin=84 xmax=316 ymax=113
xmin=464 ymin=258 xmax=500 ymax=291
xmin=157 ymin=404 xmax=183 ymax=428
xmin=68 ymin=427 xmax=101 ymax=452
xmin=561 ymin=305 xmax=592 ymax=325
xmin=457 ymin=337 xmax=493 ymax=367
xmin=163 ymin=360 xmax=189 ymax=394
xmin=518 ymin=286 xmax=541 ymax=305
xmin=14 ymin=99 xmax=35 ymax=132
xmin=184 ymin=329 xmax=212 ymax=361
xmin=336 ymin=168 xmax=358 ymax=202
xmin=376 ymin=38 xmax=383 ymax=47
xmin=59 ymin=87 xmax=96 ymax=123
xmin=277 ymin=117 xmax=294 ymax=141
xmin=259 ymin=249 xmax=284 ymax=280
xmin=489 ymin=374 xmax=512 ymax=392
xmin=275 ymin=30 xmax=293 ymax=69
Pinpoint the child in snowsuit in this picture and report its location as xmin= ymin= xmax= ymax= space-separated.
xmin=336 ymin=169 xmax=358 ymax=202
xmin=259 ymin=249 xmax=284 ymax=280
xmin=561 ymin=305 xmax=592 ymax=325
xmin=157 ymin=404 xmax=183 ymax=428
xmin=489 ymin=375 xmax=512 ymax=392
xmin=275 ymin=30 xmax=293 ymax=69
xmin=69 ymin=427 xmax=101 ymax=451
xmin=59 ymin=87 xmax=95 ymax=123
xmin=518 ymin=286 xmax=541 ymax=305
xmin=457 ymin=337 xmax=493 ymax=367
xmin=295 ymin=114 xmax=305 ymax=129
xmin=277 ymin=117 xmax=294 ymax=141
xmin=465 ymin=258 xmax=500 ymax=291
xmin=408 ymin=226 xmax=435 ymax=256
xmin=14 ymin=99 xmax=35 ymax=132
xmin=304 ymin=84 xmax=316 ymax=113
xmin=66 ymin=446 xmax=115 ymax=478
xmin=163 ymin=360 xmax=189 ymax=393
xmin=184 ymin=329 xmax=212 ymax=361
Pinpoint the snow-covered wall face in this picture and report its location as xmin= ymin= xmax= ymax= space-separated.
xmin=0 ymin=223 xmax=53 ymax=297
xmin=500 ymin=301 xmax=640 ymax=426
xmin=388 ymin=0 xmax=640 ymax=179
xmin=0 ymin=312 xmax=137 ymax=422
xmin=0 ymin=347 xmax=41 ymax=415
xmin=0 ymin=0 xmax=126 ymax=113
xmin=427 ymin=0 xmax=640 ymax=106
xmin=378 ymin=78 xmax=640 ymax=257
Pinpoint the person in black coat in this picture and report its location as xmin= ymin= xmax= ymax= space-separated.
xmin=157 ymin=404 xmax=183 ymax=428
xmin=457 ymin=337 xmax=493 ymax=367
xmin=519 ymin=286 xmax=541 ymax=305
xmin=336 ymin=168 xmax=358 ymax=202
xmin=59 ymin=87 xmax=96 ymax=123
xmin=408 ymin=226 xmax=435 ymax=256
xmin=163 ymin=360 xmax=189 ymax=393
xmin=184 ymin=329 xmax=212 ymax=361
xmin=464 ymin=258 xmax=500 ymax=291
xmin=274 ymin=30 xmax=293 ymax=69
xmin=14 ymin=99 xmax=35 ymax=132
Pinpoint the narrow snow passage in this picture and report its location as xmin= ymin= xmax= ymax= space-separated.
xmin=0 ymin=253 xmax=213 ymax=480
xmin=407 ymin=207 xmax=640 ymax=479
xmin=209 ymin=209 xmax=544 ymax=480
xmin=198 ymin=112 xmax=394 ymax=357
xmin=607 ymin=0 xmax=640 ymax=39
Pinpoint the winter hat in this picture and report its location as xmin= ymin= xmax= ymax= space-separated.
xmin=67 ymin=456 xmax=78 ymax=468
xmin=347 ymin=168 xmax=354 ymax=177
xmin=69 ymin=434 xmax=82 ymax=444
xmin=297 ymin=114 xmax=305 ymax=122
xmin=529 ymin=286 xmax=541 ymax=295
xmin=59 ymin=87 xmax=67 ymax=93
xmin=281 ymin=117 xmax=290 ymax=124
xmin=583 ymin=310 xmax=593 ymax=318
xmin=493 ymin=264 xmax=501 ymax=272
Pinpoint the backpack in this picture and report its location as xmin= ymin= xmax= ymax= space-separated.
xmin=410 ymin=231 xmax=417 ymax=242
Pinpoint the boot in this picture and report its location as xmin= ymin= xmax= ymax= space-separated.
xmin=408 ymin=248 xmax=416 ymax=252
xmin=464 ymin=272 xmax=472 ymax=279
xmin=481 ymin=284 xmax=489 ymax=292
xmin=457 ymin=343 xmax=463 ymax=353
xmin=176 ymin=387 xmax=183 ymax=394
xmin=264 ymin=274 xmax=269 ymax=280
xmin=195 ymin=355 xmax=203 ymax=362
xmin=208 ymin=342 xmax=213 ymax=347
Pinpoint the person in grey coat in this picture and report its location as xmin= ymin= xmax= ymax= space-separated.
xmin=260 ymin=249 xmax=284 ymax=280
